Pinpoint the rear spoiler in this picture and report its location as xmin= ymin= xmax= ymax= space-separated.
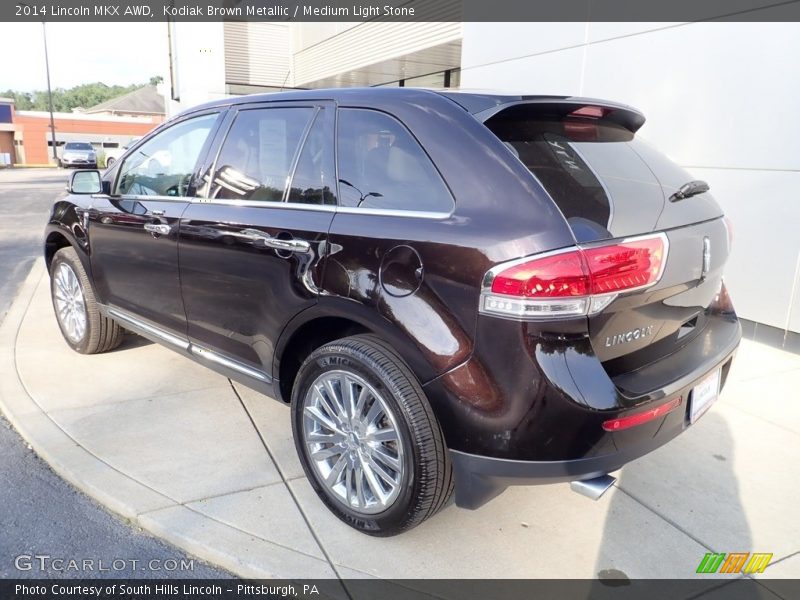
xmin=439 ymin=93 xmax=646 ymax=134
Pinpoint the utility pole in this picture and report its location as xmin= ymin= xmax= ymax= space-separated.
xmin=42 ymin=22 xmax=58 ymax=163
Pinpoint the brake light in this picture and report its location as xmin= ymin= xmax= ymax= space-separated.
xmin=583 ymin=236 xmax=666 ymax=294
xmin=569 ymin=105 xmax=608 ymax=119
xmin=602 ymin=397 xmax=683 ymax=432
xmin=481 ymin=233 xmax=667 ymax=319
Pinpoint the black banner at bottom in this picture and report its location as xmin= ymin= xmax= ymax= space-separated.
xmin=1 ymin=579 xmax=797 ymax=600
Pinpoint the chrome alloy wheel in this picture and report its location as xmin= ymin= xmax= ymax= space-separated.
xmin=53 ymin=263 xmax=87 ymax=343
xmin=302 ymin=370 xmax=405 ymax=514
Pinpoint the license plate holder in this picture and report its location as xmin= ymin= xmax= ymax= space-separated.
xmin=690 ymin=368 xmax=721 ymax=424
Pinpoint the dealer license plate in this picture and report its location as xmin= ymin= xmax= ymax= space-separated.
xmin=690 ymin=369 xmax=721 ymax=424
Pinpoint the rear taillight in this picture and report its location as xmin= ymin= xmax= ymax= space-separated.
xmin=602 ymin=396 xmax=683 ymax=432
xmin=481 ymin=233 xmax=668 ymax=319
xmin=723 ymin=216 xmax=734 ymax=250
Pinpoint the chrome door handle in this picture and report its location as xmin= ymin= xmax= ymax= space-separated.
xmin=240 ymin=228 xmax=311 ymax=253
xmin=144 ymin=223 xmax=172 ymax=236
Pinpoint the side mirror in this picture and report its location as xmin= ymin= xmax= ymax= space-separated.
xmin=68 ymin=170 xmax=102 ymax=194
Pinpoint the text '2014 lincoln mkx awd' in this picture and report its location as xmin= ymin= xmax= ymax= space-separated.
xmin=45 ymin=88 xmax=740 ymax=536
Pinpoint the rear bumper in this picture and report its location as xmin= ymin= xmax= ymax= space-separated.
xmin=450 ymin=334 xmax=738 ymax=509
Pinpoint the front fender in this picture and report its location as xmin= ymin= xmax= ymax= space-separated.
xmin=44 ymin=200 xmax=92 ymax=277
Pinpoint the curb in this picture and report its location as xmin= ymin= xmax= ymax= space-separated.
xmin=0 ymin=261 xmax=340 ymax=581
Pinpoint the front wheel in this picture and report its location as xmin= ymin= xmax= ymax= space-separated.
xmin=291 ymin=335 xmax=453 ymax=536
xmin=50 ymin=247 xmax=123 ymax=354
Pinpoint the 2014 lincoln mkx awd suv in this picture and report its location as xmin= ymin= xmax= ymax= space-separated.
xmin=44 ymin=88 xmax=741 ymax=536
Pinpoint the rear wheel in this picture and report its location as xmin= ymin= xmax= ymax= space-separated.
xmin=50 ymin=247 xmax=123 ymax=354
xmin=291 ymin=335 xmax=453 ymax=536
xmin=106 ymin=157 xmax=116 ymax=167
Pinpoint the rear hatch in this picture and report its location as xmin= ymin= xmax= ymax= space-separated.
xmin=481 ymin=99 xmax=731 ymax=372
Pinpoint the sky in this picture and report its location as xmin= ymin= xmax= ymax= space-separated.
xmin=0 ymin=22 xmax=169 ymax=92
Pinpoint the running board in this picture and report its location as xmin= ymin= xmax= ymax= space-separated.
xmin=570 ymin=474 xmax=616 ymax=500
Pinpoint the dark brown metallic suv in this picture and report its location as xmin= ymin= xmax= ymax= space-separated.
xmin=45 ymin=88 xmax=740 ymax=535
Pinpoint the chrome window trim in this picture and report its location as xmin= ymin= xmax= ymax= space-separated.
xmin=336 ymin=206 xmax=452 ymax=220
xmin=189 ymin=196 xmax=452 ymax=219
xmin=191 ymin=197 xmax=337 ymax=212
xmin=106 ymin=194 xmax=195 ymax=204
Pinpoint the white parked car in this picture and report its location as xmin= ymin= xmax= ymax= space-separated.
xmin=104 ymin=137 xmax=141 ymax=167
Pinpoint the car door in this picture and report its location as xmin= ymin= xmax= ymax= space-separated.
xmin=321 ymin=107 xmax=467 ymax=382
xmin=178 ymin=101 xmax=336 ymax=385
xmin=88 ymin=110 xmax=224 ymax=337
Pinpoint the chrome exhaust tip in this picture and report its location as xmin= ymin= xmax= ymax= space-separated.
xmin=570 ymin=474 xmax=616 ymax=500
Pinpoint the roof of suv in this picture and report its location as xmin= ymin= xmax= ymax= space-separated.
xmin=180 ymin=87 xmax=645 ymax=131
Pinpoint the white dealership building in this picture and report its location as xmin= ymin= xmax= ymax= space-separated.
xmin=165 ymin=20 xmax=800 ymax=344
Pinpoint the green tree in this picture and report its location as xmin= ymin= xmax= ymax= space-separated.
xmin=2 ymin=78 xmax=161 ymax=113
xmin=0 ymin=90 xmax=33 ymax=110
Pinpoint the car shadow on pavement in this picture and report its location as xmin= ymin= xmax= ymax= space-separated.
xmin=590 ymin=411 xmax=771 ymax=598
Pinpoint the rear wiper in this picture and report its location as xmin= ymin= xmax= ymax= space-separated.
xmin=669 ymin=180 xmax=710 ymax=202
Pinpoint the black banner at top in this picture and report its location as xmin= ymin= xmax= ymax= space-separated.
xmin=4 ymin=0 xmax=800 ymax=22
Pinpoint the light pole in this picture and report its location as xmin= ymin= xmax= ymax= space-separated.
xmin=42 ymin=22 xmax=58 ymax=163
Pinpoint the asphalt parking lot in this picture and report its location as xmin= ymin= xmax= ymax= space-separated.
xmin=0 ymin=167 xmax=798 ymax=589
xmin=0 ymin=168 xmax=228 ymax=578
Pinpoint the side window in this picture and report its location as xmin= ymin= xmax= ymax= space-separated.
xmin=206 ymin=107 xmax=314 ymax=202
xmin=287 ymin=110 xmax=337 ymax=205
xmin=337 ymin=108 xmax=453 ymax=212
xmin=115 ymin=113 xmax=218 ymax=197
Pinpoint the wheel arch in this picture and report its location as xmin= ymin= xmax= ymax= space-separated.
xmin=44 ymin=225 xmax=87 ymax=269
xmin=273 ymin=300 xmax=438 ymax=405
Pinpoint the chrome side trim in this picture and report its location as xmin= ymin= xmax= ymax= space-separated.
xmin=104 ymin=306 xmax=272 ymax=384
xmin=106 ymin=307 xmax=190 ymax=351
xmin=190 ymin=345 xmax=271 ymax=382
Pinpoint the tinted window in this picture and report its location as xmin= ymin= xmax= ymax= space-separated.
xmin=207 ymin=107 xmax=313 ymax=202
xmin=486 ymin=107 xmax=664 ymax=242
xmin=287 ymin=110 xmax=337 ymax=205
xmin=337 ymin=109 xmax=453 ymax=212
xmin=65 ymin=142 xmax=94 ymax=151
xmin=116 ymin=113 xmax=217 ymax=197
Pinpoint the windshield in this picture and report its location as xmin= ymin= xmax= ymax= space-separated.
xmin=65 ymin=142 xmax=94 ymax=151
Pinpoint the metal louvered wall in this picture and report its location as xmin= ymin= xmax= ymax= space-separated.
xmin=293 ymin=22 xmax=462 ymax=87
xmin=224 ymin=22 xmax=292 ymax=88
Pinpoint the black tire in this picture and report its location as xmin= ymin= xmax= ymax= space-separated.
xmin=50 ymin=247 xmax=123 ymax=354
xmin=291 ymin=334 xmax=453 ymax=536
xmin=106 ymin=157 xmax=116 ymax=167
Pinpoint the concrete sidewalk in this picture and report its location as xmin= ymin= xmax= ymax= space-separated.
xmin=1 ymin=260 xmax=798 ymax=589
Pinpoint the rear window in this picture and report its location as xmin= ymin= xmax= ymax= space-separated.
xmin=485 ymin=105 xmax=662 ymax=242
